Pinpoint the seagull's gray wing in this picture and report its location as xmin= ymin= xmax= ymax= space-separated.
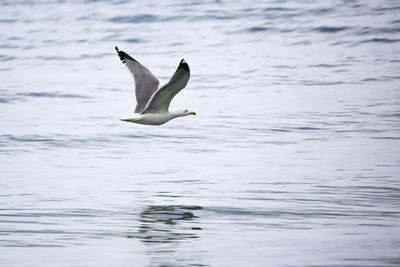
xmin=115 ymin=47 xmax=159 ymax=113
xmin=142 ymin=59 xmax=190 ymax=114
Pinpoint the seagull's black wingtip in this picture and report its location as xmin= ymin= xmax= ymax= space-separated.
xmin=115 ymin=46 xmax=136 ymax=63
xmin=179 ymin=59 xmax=190 ymax=73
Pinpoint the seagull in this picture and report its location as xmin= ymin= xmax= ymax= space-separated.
xmin=115 ymin=47 xmax=196 ymax=125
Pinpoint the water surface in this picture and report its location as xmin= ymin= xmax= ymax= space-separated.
xmin=1 ymin=0 xmax=400 ymax=266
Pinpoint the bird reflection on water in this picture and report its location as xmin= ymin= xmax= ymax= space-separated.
xmin=128 ymin=205 xmax=206 ymax=267
xmin=129 ymin=205 xmax=202 ymax=243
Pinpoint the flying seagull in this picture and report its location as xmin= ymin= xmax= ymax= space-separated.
xmin=115 ymin=47 xmax=196 ymax=125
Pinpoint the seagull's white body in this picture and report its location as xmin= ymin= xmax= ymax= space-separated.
xmin=115 ymin=47 xmax=196 ymax=125
xmin=120 ymin=110 xmax=188 ymax=125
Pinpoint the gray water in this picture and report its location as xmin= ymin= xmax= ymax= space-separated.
xmin=1 ymin=0 xmax=400 ymax=266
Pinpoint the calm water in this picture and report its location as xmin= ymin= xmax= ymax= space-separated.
xmin=1 ymin=0 xmax=400 ymax=266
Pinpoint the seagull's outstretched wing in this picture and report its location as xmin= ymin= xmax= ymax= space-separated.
xmin=115 ymin=47 xmax=159 ymax=113
xmin=142 ymin=59 xmax=190 ymax=114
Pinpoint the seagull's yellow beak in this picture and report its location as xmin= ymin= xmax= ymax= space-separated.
xmin=189 ymin=111 xmax=196 ymax=115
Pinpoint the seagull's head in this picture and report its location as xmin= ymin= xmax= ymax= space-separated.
xmin=172 ymin=109 xmax=196 ymax=117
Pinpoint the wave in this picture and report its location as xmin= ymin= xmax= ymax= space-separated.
xmin=312 ymin=26 xmax=349 ymax=33
xmin=17 ymin=92 xmax=90 ymax=99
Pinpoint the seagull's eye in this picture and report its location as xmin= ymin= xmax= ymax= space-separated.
xmin=185 ymin=109 xmax=188 ymax=112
